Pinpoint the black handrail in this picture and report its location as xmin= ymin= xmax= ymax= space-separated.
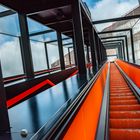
xmin=96 ymin=63 xmax=110 ymax=140
xmin=36 ymin=62 xmax=107 ymax=140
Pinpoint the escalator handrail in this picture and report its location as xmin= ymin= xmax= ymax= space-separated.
xmin=96 ymin=62 xmax=110 ymax=140
xmin=40 ymin=62 xmax=108 ymax=140
xmin=115 ymin=62 xmax=140 ymax=102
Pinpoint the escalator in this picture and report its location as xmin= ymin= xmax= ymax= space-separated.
xmin=109 ymin=63 xmax=140 ymax=140
xmin=34 ymin=60 xmax=140 ymax=140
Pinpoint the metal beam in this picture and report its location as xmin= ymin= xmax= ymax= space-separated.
xmin=99 ymin=28 xmax=130 ymax=61
xmin=94 ymin=31 xmax=101 ymax=66
xmin=98 ymin=28 xmax=131 ymax=34
xmin=29 ymin=29 xmax=54 ymax=37
xmin=46 ymin=38 xmax=70 ymax=44
xmin=57 ymin=32 xmax=65 ymax=70
xmin=107 ymin=54 xmax=118 ymax=57
xmin=68 ymin=47 xmax=72 ymax=65
xmin=0 ymin=62 xmax=10 ymax=132
xmin=101 ymin=35 xmax=127 ymax=40
xmin=44 ymin=43 xmax=50 ymax=69
xmin=0 ymin=10 xmax=16 ymax=18
xmin=101 ymin=37 xmax=129 ymax=61
xmin=18 ymin=14 xmax=34 ymax=79
xmin=63 ymin=42 xmax=73 ymax=46
xmin=102 ymin=39 xmax=124 ymax=44
xmin=130 ymin=29 xmax=135 ymax=63
xmin=93 ymin=15 xmax=140 ymax=24
xmin=72 ymin=0 xmax=86 ymax=74
xmin=103 ymin=43 xmax=121 ymax=46
xmin=86 ymin=45 xmax=90 ymax=63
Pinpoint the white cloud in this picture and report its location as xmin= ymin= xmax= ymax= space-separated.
xmin=90 ymin=0 xmax=138 ymax=31
xmin=0 ymin=38 xmax=24 ymax=77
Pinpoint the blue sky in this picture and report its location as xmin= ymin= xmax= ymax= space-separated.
xmin=83 ymin=0 xmax=99 ymax=7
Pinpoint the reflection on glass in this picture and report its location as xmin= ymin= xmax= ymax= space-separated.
xmin=47 ymin=43 xmax=60 ymax=68
xmin=69 ymin=48 xmax=75 ymax=65
xmin=27 ymin=17 xmax=49 ymax=34
xmin=63 ymin=47 xmax=69 ymax=66
xmin=0 ymin=5 xmax=8 ymax=12
xmin=30 ymin=40 xmax=47 ymax=72
xmin=0 ymin=34 xmax=24 ymax=77
xmin=0 ymin=14 xmax=20 ymax=36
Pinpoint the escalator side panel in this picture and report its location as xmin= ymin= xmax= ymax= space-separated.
xmin=116 ymin=59 xmax=140 ymax=88
xmin=63 ymin=64 xmax=108 ymax=140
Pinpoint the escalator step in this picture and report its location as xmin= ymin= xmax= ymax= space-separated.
xmin=110 ymin=105 xmax=140 ymax=111
xmin=110 ymin=93 xmax=133 ymax=96
xmin=110 ymin=100 xmax=138 ymax=105
xmin=110 ymin=119 xmax=140 ymax=129
xmin=110 ymin=96 xmax=136 ymax=100
xmin=110 ymin=129 xmax=140 ymax=140
xmin=110 ymin=111 xmax=140 ymax=119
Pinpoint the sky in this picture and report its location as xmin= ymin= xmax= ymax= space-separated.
xmin=84 ymin=0 xmax=139 ymax=31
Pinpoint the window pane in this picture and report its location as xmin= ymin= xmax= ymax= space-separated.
xmin=30 ymin=40 xmax=47 ymax=72
xmin=0 ymin=34 xmax=24 ymax=78
xmin=27 ymin=17 xmax=50 ymax=34
xmin=69 ymin=48 xmax=75 ymax=65
xmin=63 ymin=47 xmax=69 ymax=66
xmin=0 ymin=13 xmax=20 ymax=36
xmin=0 ymin=5 xmax=8 ymax=12
xmin=47 ymin=43 xmax=60 ymax=69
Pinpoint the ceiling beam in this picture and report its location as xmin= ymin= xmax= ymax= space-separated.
xmin=93 ymin=14 xmax=140 ymax=24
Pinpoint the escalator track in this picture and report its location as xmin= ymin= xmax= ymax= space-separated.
xmin=109 ymin=63 xmax=140 ymax=140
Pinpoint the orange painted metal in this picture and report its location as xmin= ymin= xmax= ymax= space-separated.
xmin=116 ymin=59 xmax=140 ymax=88
xmin=63 ymin=63 xmax=108 ymax=140
xmin=7 ymin=79 xmax=55 ymax=108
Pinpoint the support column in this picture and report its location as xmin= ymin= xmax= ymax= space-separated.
xmin=72 ymin=0 xmax=86 ymax=74
xmin=57 ymin=32 xmax=65 ymax=70
xmin=130 ymin=29 xmax=135 ymax=63
xmin=68 ymin=47 xmax=72 ymax=66
xmin=18 ymin=14 xmax=34 ymax=79
xmin=44 ymin=43 xmax=50 ymax=69
xmin=97 ymin=36 xmax=102 ymax=66
xmin=86 ymin=45 xmax=90 ymax=63
xmin=118 ymin=46 xmax=123 ymax=59
xmin=72 ymin=38 xmax=78 ymax=66
xmin=89 ymin=28 xmax=99 ymax=72
xmin=125 ymin=36 xmax=129 ymax=61
xmin=0 ymin=62 xmax=10 ymax=132
xmin=94 ymin=31 xmax=100 ymax=68
xmin=122 ymin=40 xmax=126 ymax=60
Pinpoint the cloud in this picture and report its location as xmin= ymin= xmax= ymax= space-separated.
xmin=0 ymin=37 xmax=61 ymax=77
xmin=0 ymin=38 xmax=24 ymax=77
xmin=90 ymin=0 xmax=138 ymax=31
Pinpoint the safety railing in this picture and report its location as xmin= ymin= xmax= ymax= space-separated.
xmin=35 ymin=62 xmax=109 ymax=140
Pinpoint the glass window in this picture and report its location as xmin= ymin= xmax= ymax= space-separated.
xmin=45 ymin=32 xmax=60 ymax=69
xmin=30 ymin=40 xmax=47 ymax=72
xmin=47 ymin=43 xmax=60 ymax=69
xmin=0 ymin=10 xmax=24 ymax=78
xmin=0 ymin=13 xmax=20 ymax=36
xmin=0 ymin=34 xmax=24 ymax=78
xmin=27 ymin=17 xmax=49 ymax=34
xmin=69 ymin=48 xmax=75 ymax=66
xmin=63 ymin=47 xmax=69 ymax=67
xmin=0 ymin=5 xmax=8 ymax=12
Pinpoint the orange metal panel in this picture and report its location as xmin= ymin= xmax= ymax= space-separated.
xmin=63 ymin=63 xmax=108 ymax=140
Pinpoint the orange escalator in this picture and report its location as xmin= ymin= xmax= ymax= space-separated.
xmin=109 ymin=63 xmax=140 ymax=140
